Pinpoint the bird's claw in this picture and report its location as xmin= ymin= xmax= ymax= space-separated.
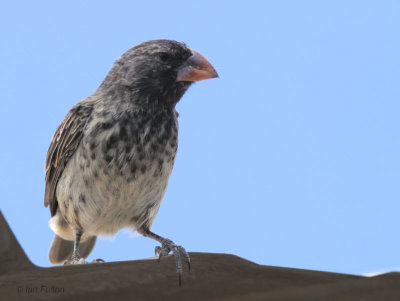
xmin=64 ymin=257 xmax=104 ymax=265
xmin=90 ymin=258 xmax=105 ymax=263
xmin=155 ymin=239 xmax=191 ymax=286
xmin=63 ymin=257 xmax=87 ymax=265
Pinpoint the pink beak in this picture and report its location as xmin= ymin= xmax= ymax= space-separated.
xmin=176 ymin=49 xmax=218 ymax=82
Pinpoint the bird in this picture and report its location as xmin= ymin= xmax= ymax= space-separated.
xmin=44 ymin=39 xmax=218 ymax=285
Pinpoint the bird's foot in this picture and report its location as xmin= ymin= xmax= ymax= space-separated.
xmin=90 ymin=258 xmax=105 ymax=263
xmin=63 ymin=256 xmax=87 ymax=265
xmin=155 ymin=239 xmax=191 ymax=286
xmin=64 ymin=258 xmax=104 ymax=265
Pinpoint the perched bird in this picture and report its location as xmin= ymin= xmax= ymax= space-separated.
xmin=44 ymin=39 xmax=218 ymax=284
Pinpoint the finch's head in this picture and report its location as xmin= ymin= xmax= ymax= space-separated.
xmin=100 ymin=40 xmax=218 ymax=105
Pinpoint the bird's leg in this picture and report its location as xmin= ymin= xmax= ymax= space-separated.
xmin=140 ymin=228 xmax=190 ymax=286
xmin=64 ymin=229 xmax=86 ymax=265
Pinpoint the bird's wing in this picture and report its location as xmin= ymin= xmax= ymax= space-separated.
xmin=44 ymin=102 xmax=93 ymax=216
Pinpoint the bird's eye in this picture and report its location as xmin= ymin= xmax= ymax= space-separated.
xmin=158 ymin=52 xmax=170 ymax=62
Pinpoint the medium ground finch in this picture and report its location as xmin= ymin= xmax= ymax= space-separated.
xmin=44 ymin=40 xmax=218 ymax=284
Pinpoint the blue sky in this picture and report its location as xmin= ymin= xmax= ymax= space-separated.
xmin=1 ymin=1 xmax=399 ymax=276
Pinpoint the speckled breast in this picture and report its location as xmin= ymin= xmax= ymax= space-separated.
xmin=56 ymin=106 xmax=179 ymax=236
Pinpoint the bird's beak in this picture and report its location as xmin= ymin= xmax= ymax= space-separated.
xmin=176 ymin=49 xmax=218 ymax=82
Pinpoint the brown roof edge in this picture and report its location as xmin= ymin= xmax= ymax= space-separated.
xmin=1 ymin=211 xmax=400 ymax=300
xmin=0 ymin=211 xmax=35 ymax=274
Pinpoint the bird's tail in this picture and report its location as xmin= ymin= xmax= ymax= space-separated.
xmin=49 ymin=235 xmax=97 ymax=264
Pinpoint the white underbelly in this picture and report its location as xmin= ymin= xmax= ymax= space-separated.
xmin=55 ymin=149 xmax=174 ymax=238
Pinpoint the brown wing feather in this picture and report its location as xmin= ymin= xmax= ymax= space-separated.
xmin=44 ymin=102 xmax=93 ymax=216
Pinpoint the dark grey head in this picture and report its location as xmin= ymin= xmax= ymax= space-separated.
xmin=99 ymin=39 xmax=218 ymax=106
